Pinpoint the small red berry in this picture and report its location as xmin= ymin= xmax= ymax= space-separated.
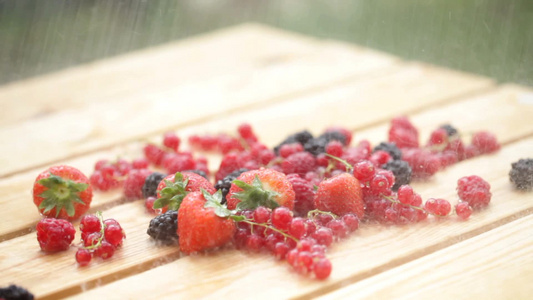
xmin=342 ymin=213 xmax=359 ymax=232
xmin=36 ymin=218 xmax=76 ymax=252
xmin=312 ymin=227 xmax=333 ymax=247
xmin=314 ymin=258 xmax=332 ymax=280
xmin=253 ymin=207 xmax=271 ymax=224
xmin=271 ymin=207 xmax=293 ymax=231
xmin=95 ymin=241 xmax=115 ymax=259
xmin=80 ymin=214 xmax=101 ymax=234
xmin=104 ymin=225 xmax=125 ymax=247
xmin=455 ymin=202 xmax=473 ymax=220
xmin=163 ymin=132 xmax=181 ymax=152
xmin=76 ymin=249 xmax=92 ymax=266
xmin=289 ymin=217 xmax=307 ymax=239
xmin=353 ymin=160 xmax=375 ymax=182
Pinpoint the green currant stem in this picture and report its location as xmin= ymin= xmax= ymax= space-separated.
xmin=307 ymin=209 xmax=338 ymax=220
xmin=82 ymin=211 xmax=106 ymax=251
xmin=382 ymin=195 xmax=426 ymax=212
xmin=238 ymin=219 xmax=299 ymax=243
xmin=324 ymin=153 xmax=353 ymax=173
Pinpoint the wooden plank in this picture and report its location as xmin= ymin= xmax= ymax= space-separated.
xmin=317 ymin=215 xmax=533 ymax=300
xmin=2 ymin=133 xmax=531 ymax=299
xmin=62 ymin=137 xmax=533 ymax=300
xmin=0 ymin=23 xmax=322 ymax=126
xmin=0 ymin=64 xmax=496 ymax=241
xmin=0 ymin=42 xmax=399 ymax=178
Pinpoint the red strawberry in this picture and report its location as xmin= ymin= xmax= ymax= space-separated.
xmin=154 ymin=171 xmax=216 ymax=213
xmin=178 ymin=191 xmax=236 ymax=253
xmin=314 ymin=173 xmax=364 ymax=218
xmin=33 ymin=165 xmax=93 ymax=220
xmin=226 ymin=168 xmax=295 ymax=210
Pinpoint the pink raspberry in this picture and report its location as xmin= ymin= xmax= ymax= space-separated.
xmin=286 ymin=174 xmax=316 ymax=216
xmin=123 ymin=169 xmax=152 ymax=200
xmin=457 ymin=175 xmax=491 ymax=209
xmin=388 ymin=116 xmax=419 ymax=148
xmin=471 ymin=131 xmax=500 ymax=154
xmin=282 ymin=152 xmax=316 ymax=176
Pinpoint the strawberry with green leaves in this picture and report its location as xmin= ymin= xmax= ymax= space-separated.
xmin=33 ymin=165 xmax=93 ymax=221
xmin=314 ymin=173 xmax=364 ymax=218
xmin=226 ymin=168 xmax=295 ymax=211
xmin=178 ymin=190 xmax=236 ymax=253
xmin=154 ymin=171 xmax=215 ymax=213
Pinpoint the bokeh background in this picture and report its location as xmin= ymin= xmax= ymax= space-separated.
xmin=1 ymin=0 xmax=532 ymax=86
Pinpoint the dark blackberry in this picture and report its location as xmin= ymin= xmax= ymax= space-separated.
xmin=215 ymin=168 xmax=249 ymax=204
xmin=373 ymin=142 xmax=402 ymax=160
xmin=509 ymin=158 xmax=533 ymax=190
xmin=142 ymin=172 xmax=167 ymax=198
xmin=184 ymin=169 xmax=208 ymax=179
xmin=303 ymin=131 xmax=347 ymax=156
xmin=440 ymin=124 xmax=458 ymax=137
xmin=381 ymin=160 xmax=412 ymax=191
xmin=147 ymin=210 xmax=178 ymax=242
xmin=0 ymin=285 xmax=34 ymax=300
xmin=273 ymin=130 xmax=314 ymax=154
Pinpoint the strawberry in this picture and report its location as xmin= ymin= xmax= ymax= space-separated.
xmin=314 ymin=173 xmax=364 ymax=218
xmin=226 ymin=168 xmax=295 ymax=211
xmin=33 ymin=165 xmax=93 ymax=220
xmin=154 ymin=171 xmax=216 ymax=213
xmin=178 ymin=190 xmax=236 ymax=253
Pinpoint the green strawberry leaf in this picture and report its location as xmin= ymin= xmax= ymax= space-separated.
xmin=152 ymin=172 xmax=190 ymax=211
xmin=203 ymin=189 xmax=233 ymax=218
xmin=232 ymin=176 xmax=280 ymax=211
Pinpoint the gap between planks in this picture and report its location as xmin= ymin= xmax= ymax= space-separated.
xmin=0 ymin=42 xmax=400 ymax=179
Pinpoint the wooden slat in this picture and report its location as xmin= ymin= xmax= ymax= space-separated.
xmin=0 ymin=42 xmax=398 ymax=178
xmin=0 ymin=23 xmax=321 ymax=126
xmin=62 ymin=137 xmax=533 ymax=300
xmin=317 ymin=215 xmax=533 ymax=300
xmin=0 ymin=64 xmax=496 ymax=241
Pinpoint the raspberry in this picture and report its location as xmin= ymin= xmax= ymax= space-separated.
xmin=471 ymin=131 xmax=500 ymax=154
xmin=123 ymin=169 xmax=152 ymax=200
xmin=163 ymin=132 xmax=181 ymax=152
xmin=237 ymin=123 xmax=258 ymax=144
xmin=36 ymin=218 xmax=76 ymax=252
xmin=440 ymin=124 xmax=458 ymax=137
xmin=388 ymin=116 xmax=419 ymax=148
xmin=279 ymin=143 xmax=304 ymax=158
xmin=142 ymin=172 xmax=166 ymax=198
xmin=286 ymin=174 xmax=315 ymax=216
xmin=164 ymin=154 xmax=196 ymax=174
xmin=373 ymin=142 xmax=402 ymax=160
xmin=132 ymin=158 xmax=149 ymax=169
xmin=214 ymin=168 xmax=249 ymax=204
xmin=402 ymin=148 xmax=441 ymax=179
xmin=282 ymin=152 xmax=316 ymax=176
xmin=509 ymin=158 xmax=533 ymax=190
xmin=0 ymin=285 xmax=34 ymax=300
xmin=143 ymin=144 xmax=166 ymax=166
xmin=457 ymin=175 xmax=492 ymax=209
xmin=381 ymin=160 xmax=412 ymax=191
xmin=147 ymin=210 xmax=178 ymax=242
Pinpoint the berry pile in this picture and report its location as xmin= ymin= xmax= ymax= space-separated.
xmin=76 ymin=212 xmax=126 ymax=266
xmin=34 ymin=117 xmax=521 ymax=282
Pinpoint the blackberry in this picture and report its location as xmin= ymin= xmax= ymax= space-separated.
xmin=509 ymin=158 xmax=533 ymax=190
xmin=273 ymin=130 xmax=314 ymax=154
xmin=147 ymin=210 xmax=178 ymax=242
xmin=373 ymin=142 xmax=402 ymax=160
xmin=142 ymin=172 xmax=166 ymax=198
xmin=440 ymin=124 xmax=458 ymax=137
xmin=0 ymin=285 xmax=34 ymax=300
xmin=303 ymin=131 xmax=347 ymax=156
xmin=184 ymin=169 xmax=208 ymax=179
xmin=381 ymin=160 xmax=412 ymax=191
xmin=215 ymin=168 xmax=248 ymax=204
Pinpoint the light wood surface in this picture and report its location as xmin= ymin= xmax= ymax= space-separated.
xmin=0 ymin=23 xmax=531 ymax=300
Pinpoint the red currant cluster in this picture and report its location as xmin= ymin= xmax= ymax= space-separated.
xmin=390 ymin=117 xmax=500 ymax=179
xmin=232 ymin=206 xmax=359 ymax=279
xmin=76 ymin=212 xmax=125 ymax=266
xmin=90 ymin=158 xmax=147 ymax=191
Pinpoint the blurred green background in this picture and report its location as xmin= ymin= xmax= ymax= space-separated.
xmin=0 ymin=0 xmax=532 ymax=86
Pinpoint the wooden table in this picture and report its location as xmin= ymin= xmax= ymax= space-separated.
xmin=0 ymin=24 xmax=532 ymax=299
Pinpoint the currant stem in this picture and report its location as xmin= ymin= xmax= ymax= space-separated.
xmin=82 ymin=211 xmax=106 ymax=251
xmin=238 ymin=219 xmax=299 ymax=243
xmin=382 ymin=195 xmax=426 ymax=212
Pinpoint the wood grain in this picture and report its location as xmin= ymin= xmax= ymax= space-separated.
xmin=65 ymin=137 xmax=533 ymax=300
xmin=0 ymin=23 xmax=320 ymax=126
xmin=0 ymin=42 xmax=398 ymax=178
xmin=317 ymin=215 xmax=533 ymax=300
